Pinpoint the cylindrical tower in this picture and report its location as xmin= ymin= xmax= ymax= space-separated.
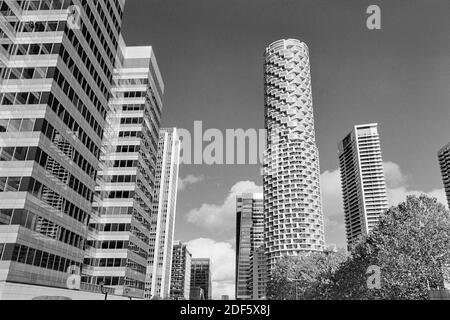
xmin=263 ymin=39 xmax=325 ymax=270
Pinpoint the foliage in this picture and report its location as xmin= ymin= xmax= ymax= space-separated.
xmin=266 ymin=250 xmax=348 ymax=300
xmin=267 ymin=195 xmax=450 ymax=300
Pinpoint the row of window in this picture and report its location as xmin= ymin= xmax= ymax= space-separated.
xmin=82 ymin=0 xmax=123 ymax=45
xmin=118 ymin=131 xmax=142 ymax=138
xmin=17 ymin=0 xmax=72 ymax=10
xmin=115 ymin=91 xmax=145 ymax=99
xmin=0 ymin=118 xmax=36 ymax=133
xmin=89 ymin=223 xmax=131 ymax=233
xmin=0 ymin=146 xmax=93 ymax=201
xmin=116 ymin=145 xmax=140 ymax=153
xmin=19 ymin=20 xmax=67 ymax=33
xmin=54 ymin=65 xmax=104 ymax=137
xmin=0 ymin=243 xmax=81 ymax=273
xmin=121 ymin=104 xmax=144 ymax=111
xmin=94 ymin=206 xmax=133 ymax=216
xmin=120 ymin=117 xmax=143 ymax=125
xmin=60 ymin=35 xmax=108 ymax=114
xmin=0 ymin=90 xmax=99 ymax=159
xmin=26 ymin=176 xmax=90 ymax=225
xmin=6 ymin=42 xmax=61 ymax=56
xmin=86 ymin=240 xmax=128 ymax=250
xmin=107 ymin=175 xmax=137 ymax=183
xmin=115 ymin=78 xmax=148 ymax=86
xmin=39 ymin=119 xmax=97 ymax=179
xmin=3 ymin=66 xmax=55 ymax=81
xmin=66 ymin=19 xmax=114 ymax=98
xmin=0 ymin=209 xmax=85 ymax=250
xmin=101 ymin=190 xmax=135 ymax=199
xmin=77 ymin=0 xmax=116 ymax=70
xmin=47 ymin=92 xmax=101 ymax=158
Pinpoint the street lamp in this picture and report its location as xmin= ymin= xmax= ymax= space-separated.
xmin=99 ymin=281 xmax=108 ymax=301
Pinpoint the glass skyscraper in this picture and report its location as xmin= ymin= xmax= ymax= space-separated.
xmin=0 ymin=0 xmax=124 ymax=293
xmin=235 ymin=193 xmax=264 ymax=300
xmin=82 ymin=41 xmax=164 ymax=299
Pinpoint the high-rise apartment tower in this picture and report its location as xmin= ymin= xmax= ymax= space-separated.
xmin=146 ymin=128 xmax=180 ymax=299
xmin=338 ymin=123 xmax=388 ymax=249
xmin=263 ymin=39 xmax=325 ymax=270
xmin=235 ymin=193 xmax=264 ymax=300
xmin=438 ymin=143 xmax=450 ymax=209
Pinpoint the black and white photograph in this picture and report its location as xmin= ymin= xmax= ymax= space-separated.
xmin=0 ymin=0 xmax=450 ymax=316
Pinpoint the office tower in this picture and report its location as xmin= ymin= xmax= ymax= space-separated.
xmin=438 ymin=143 xmax=450 ymax=208
xmin=0 ymin=0 xmax=124 ymax=295
xmin=249 ymin=246 xmax=268 ymax=300
xmin=146 ymin=128 xmax=180 ymax=299
xmin=338 ymin=123 xmax=388 ymax=249
xmin=190 ymin=258 xmax=212 ymax=300
xmin=170 ymin=241 xmax=192 ymax=300
xmin=190 ymin=287 xmax=205 ymax=300
xmin=82 ymin=40 xmax=164 ymax=299
xmin=235 ymin=193 xmax=264 ymax=300
xmin=263 ymin=39 xmax=325 ymax=270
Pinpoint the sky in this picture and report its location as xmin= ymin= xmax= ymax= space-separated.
xmin=121 ymin=0 xmax=450 ymax=298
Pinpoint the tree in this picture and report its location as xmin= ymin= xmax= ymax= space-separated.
xmin=266 ymin=250 xmax=348 ymax=300
xmin=323 ymin=195 xmax=450 ymax=300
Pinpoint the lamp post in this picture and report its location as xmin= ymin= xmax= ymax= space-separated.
xmin=99 ymin=281 xmax=108 ymax=301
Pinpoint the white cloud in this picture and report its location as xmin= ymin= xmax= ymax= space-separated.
xmin=178 ymin=174 xmax=205 ymax=191
xmin=187 ymin=238 xmax=236 ymax=300
xmin=320 ymin=161 xmax=447 ymax=248
xmin=186 ymin=181 xmax=262 ymax=232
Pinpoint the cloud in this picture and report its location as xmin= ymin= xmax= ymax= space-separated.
xmin=178 ymin=174 xmax=205 ymax=191
xmin=320 ymin=169 xmax=346 ymax=248
xmin=186 ymin=181 xmax=262 ymax=232
xmin=384 ymin=161 xmax=447 ymax=208
xmin=320 ymin=161 xmax=448 ymax=248
xmin=187 ymin=238 xmax=236 ymax=300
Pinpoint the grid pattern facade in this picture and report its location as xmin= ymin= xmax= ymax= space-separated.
xmin=0 ymin=0 xmax=124 ymax=290
xmin=190 ymin=258 xmax=212 ymax=300
xmin=438 ymin=143 xmax=450 ymax=209
xmin=82 ymin=43 xmax=164 ymax=299
xmin=169 ymin=240 xmax=191 ymax=300
xmin=145 ymin=128 xmax=180 ymax=299
xmin=338 ymin=124 xmax=388 ymax=249
xmin=263 ymin=39 xmax=325 ymax=270
xmin=235 ymin=193 xmax=264 ymax=300
xmin=248 ymin=246 xmax=268 ymax=300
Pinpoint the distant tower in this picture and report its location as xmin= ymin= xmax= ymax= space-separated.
xmin=235 ymin=193 xmax=264 ymax=300
xmin=190 ymin=258 xmax=212 ymax=300
xmin=170 ymin=241 xmax=192 ymax=300
xmin=338 ymin=123 xmax=388 ymax=249
xmin=263 ymin=39 xmax=325 ymax=270
xmin=146 ymin=128 xmax=181 ymax=299
xmin=438 ymin=143 xmax=450 ymax=209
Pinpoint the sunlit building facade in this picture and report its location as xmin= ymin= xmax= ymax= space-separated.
xmin=338 ymin=123 xmax=388 ymax=249
xmin=235 ymin=193 xmax=264 ymax=300
xmin=82 ymin=41 xmax=164 ymax=299
xmin=0 ymin=0 xmax=124 ymax=295
xmin=146 ymin=128 xmax=180 ymax=299
xmin=190 ymin=258 xmax=212 ymax=300
xmin=263 ymin=39 xmax=325 ymax=270
xmin=169 ymin=240 xmax=191 ymax=300
xmin=438 ymin=143 xmax=450 ymax=209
